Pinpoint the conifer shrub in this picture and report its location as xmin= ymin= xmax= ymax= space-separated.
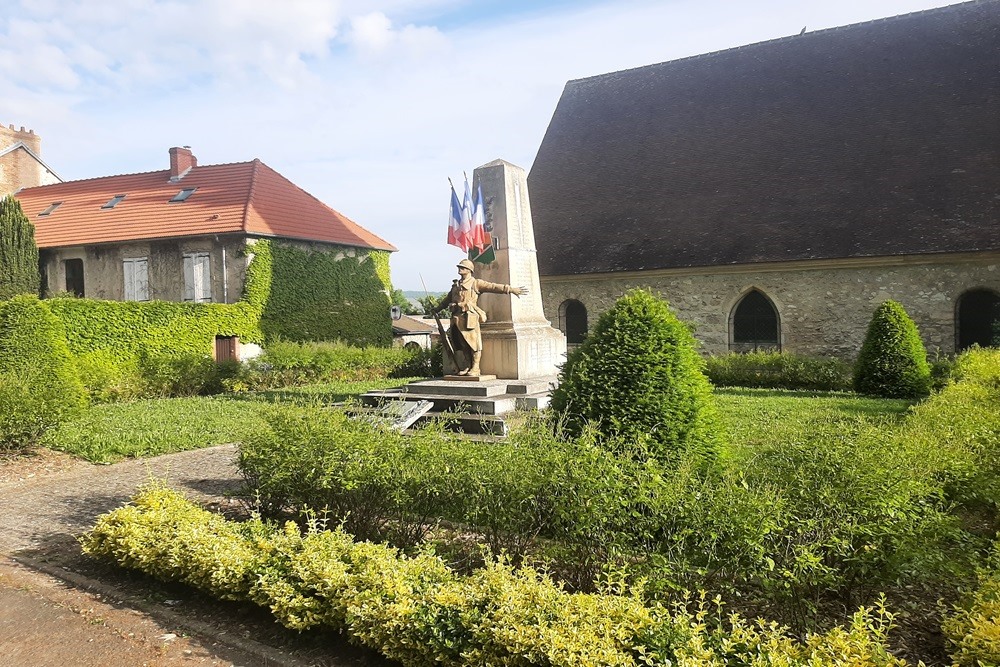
xmin=853 ymin=300 xmax=932 ymax=398
xmin=0 ymin=196 xmax=40 ymax=299
xmin=549 ymin=289 xmax=721 ymax=465
xmin=0 ymin=295 xmax=86 ymax=448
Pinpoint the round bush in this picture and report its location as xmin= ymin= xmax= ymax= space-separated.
xmin=550 ymin=288 xmax=721 ymax=465
xmin=853 ymin=300 xmax=931 ymax=398
xmin=0 ymin=295 xmax=86 ymax=448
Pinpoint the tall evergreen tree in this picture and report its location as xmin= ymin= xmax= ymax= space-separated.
xmin=0 ymin=196 xmax=40 ymax=300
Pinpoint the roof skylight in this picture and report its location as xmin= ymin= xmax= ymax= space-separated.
xmin=169 ymin=188 xmax=197 ymax=203
xmin=38 ymin=202 xmax=62 ymax=216
xmin=102 ymin=194 xmax=126 ymax=209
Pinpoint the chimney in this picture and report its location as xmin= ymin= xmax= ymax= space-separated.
xmin=169 ymin=146 xmax=197 ymax=181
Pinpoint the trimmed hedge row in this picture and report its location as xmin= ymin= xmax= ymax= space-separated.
xmin=225 ymin=339 xmax=429 ymax=391
xmin=705 ymin=351 xmax=853 ymax=391
xmin=0 ymin=296 xmax=87 ymax=448
xmin=82 ymin=486 xmax=908 ymax=667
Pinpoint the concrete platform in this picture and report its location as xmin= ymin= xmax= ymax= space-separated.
xmin=359 ymin=376 xmax=558 ymax=435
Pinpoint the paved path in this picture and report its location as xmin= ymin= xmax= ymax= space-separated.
xmin=0 ymin=446 xmax=383 ymax=667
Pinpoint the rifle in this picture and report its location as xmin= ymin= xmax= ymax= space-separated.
xmin=420 ymin=275 xmax=459 ymax=373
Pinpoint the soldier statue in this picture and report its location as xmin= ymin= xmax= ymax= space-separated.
xmin=434 ymin=259 xmax=524 ymax=376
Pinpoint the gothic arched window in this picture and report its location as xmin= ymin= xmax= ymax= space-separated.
xmin=731 ymin=290 xmax=780 ymax=352
xmin=957 ymin=289 xmax=1000 ymax=351
xmin=559 ymin=299 xmax=588 ymax=346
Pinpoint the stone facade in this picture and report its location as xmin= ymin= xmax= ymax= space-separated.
xmin=0 ymin=123 xmax=60 ymax=195
xmin=542 ymin=253 xmax=1000 ymax=359
xmin=41 ymin=236 xmax=248 ymax=303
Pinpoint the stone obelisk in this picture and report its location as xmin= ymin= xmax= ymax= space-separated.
xmin=471 ymin=160 xmax=566 ymax=380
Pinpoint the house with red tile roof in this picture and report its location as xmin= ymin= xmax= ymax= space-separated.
xmin=16 ymin=147 xmax=395 ymax=306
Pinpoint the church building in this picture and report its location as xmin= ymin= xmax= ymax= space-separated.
xmin=528 ymin=0 xmax=1000 ymax=358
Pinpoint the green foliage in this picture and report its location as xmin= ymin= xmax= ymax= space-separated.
xmin=0 ymin=196 xmax=40 ymax=299
xmin=550 ymin=288 xmax=722 ymax=466
xmin=943 ymin=541 xmax=1000 ymax=667
xmin=45 ymin=296 xmax=261 ymax=400
xmin=259 ymin=241 xmax=392 ymax=346
xmin=42 ymin=379 xmax=408 ymax=463
xmin=390 ymin=288 xmax=419 ymax=315
xmin=853 ymin=300 xmax=932 ymax=398
xmin=224 ymin=339 xmax=424 ymax=392
xmin=0 ymin=295 xmax=86 ymax=448
xmin=705 ymin=351 xmax=853 ymax=391
xmin=416 ymin=294 xmax=443 ymax=315
xmin=83 ymin=486 xmax=910 ymax=667
xmin=896 ymin=347 xmax=1000 ymax=510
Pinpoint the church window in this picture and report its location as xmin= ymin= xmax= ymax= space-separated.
xmin=559 ymin=299 xmax=588 ymax=346
xmin=731 ymin=289 xmax=780 ymax=352
xmin=957 ymin=289 xmax=1000 ymax=351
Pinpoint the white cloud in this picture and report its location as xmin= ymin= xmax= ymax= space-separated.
xmin=346 ymin=10 xmax=447 ymax=58
xmin=0 ymin=0 xmax=963 ymax=290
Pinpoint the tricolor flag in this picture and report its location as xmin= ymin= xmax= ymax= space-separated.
xmin=468 ymin=183 xmax=495 ymax=264
xmin=447 ymin=182 xmax=469 ymax=251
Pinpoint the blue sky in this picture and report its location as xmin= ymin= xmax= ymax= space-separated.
xmin=0 ymin=0 xmax=962 ymax=291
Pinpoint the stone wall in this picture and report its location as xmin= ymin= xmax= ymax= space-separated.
xmin=0 ymin=124 xmax=59 ymax=195
xmin=541 ymin=253 xmax=1000 ymax=359
xmin=41 ymin=236 xmax=248 ymax=303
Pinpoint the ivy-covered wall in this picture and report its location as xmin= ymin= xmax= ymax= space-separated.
xmin=48 ymin=298 xmax=263 ymax=362
xmin=254 ymin=239 xmax=393 ymax=346
xmin=43 ymin=237 xmax=392 ymax=362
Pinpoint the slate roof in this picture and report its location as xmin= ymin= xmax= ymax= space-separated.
xmin=17 ymin=158 xmax=396 ymax=252
xmin=528 ymin=0 xmax=1000 ymax=276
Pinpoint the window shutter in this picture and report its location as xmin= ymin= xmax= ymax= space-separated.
xmin=124 ymin=260 xmax=135 ymax=301
xmin=183 ymin=255 xmax=195 ymax=301
xmin=124 ymin=258 xmax=149 ymax=301
xmin=136 ymin=258 xmax=148 ymax=301
xmin=197 ymin=254 xmax=211 ymax=302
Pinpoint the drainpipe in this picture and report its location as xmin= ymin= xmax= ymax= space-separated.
xmin=221 ymin=244 xmax=228 ymax=303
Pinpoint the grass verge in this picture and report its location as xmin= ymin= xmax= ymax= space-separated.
xmin=42 ymin=378 xmax=416 ymax=463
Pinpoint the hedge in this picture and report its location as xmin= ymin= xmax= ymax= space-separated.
xmin=705 ymin=351 xmax=853 ymax=391
xmin=550 ymin=288 xmax=722 ymax=467
xmin=0 ymin=295 xmax=86 ymax=448
xmin=82 ymin=485 xmax=909 ymax=667
xmin=853 ymin=300 xmax=931 ymax=398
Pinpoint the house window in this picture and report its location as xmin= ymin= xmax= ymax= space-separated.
xmin=559 ymin=299 xmax=588 ymax=346
xmin=64 ymin=258 xmax=84 ymax=297
xmin=183 ymin=252 xmax=212 ymax=302
xmin=957 ymin=288 xmax=1000 ymax=351
xmin=170 ymin=188 xmax=197 ymax=203
xmin=102 ymin=194 xmax=127 ymax=209
xmin=123 ymin=257 xmax=149 ymax=301
xmin=39 ymin=202 xmax=62 ymax=217
xmin=731 ymin=289 xmax=780 ymax=352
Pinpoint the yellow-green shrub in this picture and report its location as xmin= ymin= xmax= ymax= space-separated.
xmin=83 ymin=487 xmax=911 ymax=667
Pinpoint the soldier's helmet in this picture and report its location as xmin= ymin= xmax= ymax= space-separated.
xmin=456 ymin=258 xmax=475 ymax=272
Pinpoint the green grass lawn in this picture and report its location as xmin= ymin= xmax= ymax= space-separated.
xmin=714 ymin=387 xmax=914 ymax=457
xmin=43 ymin=378 xmax=419 ymax=463
xmin=43 ymin=381 xmax=915 ymax=464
